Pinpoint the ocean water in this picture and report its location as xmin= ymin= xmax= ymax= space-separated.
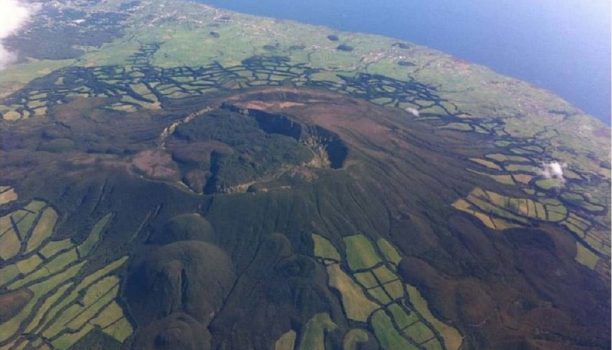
xmin=197 ymin=0 xmax=611 ymax=124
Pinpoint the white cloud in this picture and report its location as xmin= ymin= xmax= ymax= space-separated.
xmin=539 ymin=161 xmax=567 ymax=183
xmin=405 ymin=107 xmax=420 ymax=117
xmin=0 ymin=0 xmax=37 ymax=69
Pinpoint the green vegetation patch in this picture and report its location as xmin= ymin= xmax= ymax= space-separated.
xmin=406 ymin=285 xmax=462 ymax=350
xmin=575 ymin=243 xmax=599 ymax=269
xmin=25 ymin=282 xmax=73 ymax=333
xmin=373 ymin=266 xmax=397 ymax=284
xmin=368 ymin=287 xmax=392 ymax=305
xmin=0 ymin=227 xmax=21 ymax=261
xmin=459 ymin=187 xmax=568 ymax=227
xmin=326 ymin=264 xmax=379 ymax=322
xmin=583 ymin=230 xmax=610 ymax=257
xmin=535 ymin=178 xmax=564 ymax=190
xmin=486 ymin=153 xmax=530 ymax=163
xmin=546 ymin=204 xmax=568 ymax=222
xmin=298 ymin=313 xmax=338 ymax=350
xmin=0 ymin=265 xmax=20 ymax=287
xmin=26 ymin=207 xmax=59 ymax=253
xmin=465 ymin=193 xmax=529 ymax=225
xmin=75 ymin=256 xmax=129 ymax=292
xmin=16 ymin=255 xmax=43 ymax=275
xmin=275 ymin=330 xmax=297 ymax=350
xmin=440 ymin=123 xmax=472 ymax=131
xmin=11 ymin=201 xmax=47 ymax=241
xmin=40 ymin=239 xmax=74 ymax=259
xmin=504 ymin=164 xmax=540 ymax=174
xmin=376 ymin=238 xmax=402 ymax=266
xmin=63 ymin=283 xmax=120 ymax=333
xmin=78 ymin=214 xmax=112 ymax=257
xmin=13 ymin=210 xmax=37 ymax=240
xmin=354 ymin=271 xmax=378 ymax=289
xmin=565 ymin=213 xmax=591 ymax=231
xmin=0 ymin=60 xmax=75 ymax=87
xmin=560 ymin=192 xmax=605 ymax=213
xmin=404 ymin=321 xmax=435 ymax=344
xmin=9 ymin=248 xmax=79 ymax=290
xmin=468 ymin=169 xmax=515 ymax=186
xmin=388 ymin=303 xmax=418 ymax=329
xmin=343 ymin=234 xmax=382 ymax=270
xmin=312 ymin=233 xmax=341 ymax=261
xmin=90 ymin=301 xmax=124 ymax=329
xmin=0 ymin=214 xmax=11 ymax=236
xmin=51 ymin=324 xmax=94 ymax=350
xmin=383 ymin=280 xmax=405 ymax=300
xmin=23 ymin=201 xmax=46 ymax=212
xmin=370 ymin=310 xmax=417 ymax=350
xmin=101 ymin=317 xmax=133 ymax=343
xmin=423 ymin=339 xmax=444 ymax=350
xmin=41 ymin=256 xmax=128 ymax=331
xmin=0 ymin=187 xmax=17 ymax=206
xmin=81 ymin=276 xmax=120 ymax=306
xmin=342 ymin=329 xmax=369 ymax=350
xmin=0 ymin=261 xmax=85 ymax=343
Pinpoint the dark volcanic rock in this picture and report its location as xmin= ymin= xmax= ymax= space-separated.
xmin=148 ymin=213 xmax=215 ymax=245
xmin=132 ymin=312 xmax=210 ymax=350
xmin=336 ymin=44 xmax=354 ymax=52
xmin=392 ymin=42 xmax=411 ymax=49
xmin=126 ymin=240 xmax=236 ymax=350
xmin=397 ymin=60 xmax=415 ymax=67
xmin=126 ymin=241 xmax=235 ymax=324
